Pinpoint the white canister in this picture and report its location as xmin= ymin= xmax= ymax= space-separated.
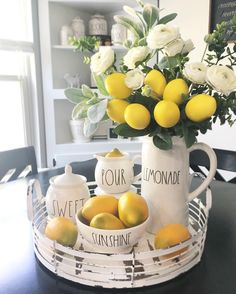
xmin=46 ymin=165 xmax=90 ymax=222
xmin=111 ymin=24 xmax=127 ymax=45
xmin=70 ymin=119 xmax=91 ymax=143
xmin=89 ymin=14 xmax=107 ymax=35
xmin=60 ymin=25 xmax=73 ymax=46
xmin=71 ymin=16 xmax=85 ymax=38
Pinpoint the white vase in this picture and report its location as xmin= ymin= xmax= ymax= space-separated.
xmin=71 ymin=16 xmax=85 ymax=38
xmin=141 ymin=136 xmax=217 ymax=233
xmin=69 ymin=119 xmax=91 ymax=143
xmin=89 ymin=14 xmax=107 ymax=35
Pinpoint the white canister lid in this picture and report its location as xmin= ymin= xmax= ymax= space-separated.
xmin=53 ymin=164 xmax=86 ymax=187
xmin=72 ymin=16 xmax=84 ymax=22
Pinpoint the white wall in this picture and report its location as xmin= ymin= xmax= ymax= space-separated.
xmin=159 ymin=0 xmax=236 ymax=152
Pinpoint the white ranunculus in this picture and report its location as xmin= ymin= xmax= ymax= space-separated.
xmin=147 ymin=24 xmax=180 ymax=49
xmin=181 ymin=39 xmax=195 ymax=54
xmin=163 ymin=38 xmax=184 ymax=56
xmin=90 ymin=47 xmax=115 ymax=75
xmin=123 ymin=46 xmax=150 ymax=69
xmin=125 ymin=68 xmax=145 ymax=90
xmin=206 ymin=65 xmax=236 ymax=94
xmin=183 ymin=62 xmax=207 ymax=84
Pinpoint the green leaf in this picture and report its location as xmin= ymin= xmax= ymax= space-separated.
xmin=83 ymin=119 xmax=98 ymax=137
xmin=158 ymin=13 xmax=177 ymax=24
xmin=113 ymin=123 xmax=150 ymax=137
xmin=64 ymin=88 xmax=88 ymax=104
xmin=182 ymin=126 xmax=196 ymax=148
xmin=92 ymin=73 xmax=109 ymax=96
xmin=81 ymin=84 xmax=94 ymax=98
xmin=143 ymin=4 xmax=159 ymax=29
xmin=153 ymin=133 xmax=172 ymax=150
xmin=71 ymin=101 xmax=89 ymax=119
xmin=158 ymin=56 xmax=179 ymax=70
xmin=138 ymin=37 xmax=147 ymax=46
xmin=114 ymin=15 xmax=144 ymax=39
xmin=87 ymin=100 xmax=108 ymax=123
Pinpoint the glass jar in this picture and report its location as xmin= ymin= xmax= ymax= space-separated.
xmin=89 ymin=14 xmax=107 ymax=35
xmin=71 ymin=16 xmax=85 ymax=38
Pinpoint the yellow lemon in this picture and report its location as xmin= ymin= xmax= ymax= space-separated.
xmin=144 ymin=69 xmax=167 ymax=97
xmin=163 ymin=78 xmax=189 ymax=105
xmin=90 ymin=213 xmax=125 ymax=230
xmin=105 ymin=148 xmax=123 ymax=158
xmin=154 ymin=101 xmax=180 ymax=128
xmin=82 ymin=195 xmax=118 ymax=222
xmin=185 ymin=94 xmax=217 ymax=122
xmin=154 ymin=223 xmax=191 ymax=259
xmin=45 ymin=217 xmax=78 ymax=247
xmin=105 ymin=72 xmax=132 ymax=99
xmin=118 ymin=191 xmax=149 ymax=227
xmin=106 ymin=99 xmax=129 ymax=123
xmin=124 ymin=103 xmax=151 ymax=130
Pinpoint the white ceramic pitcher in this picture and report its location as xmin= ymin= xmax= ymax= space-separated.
xmin=95 ymin=152 xmax=141 ymax=194
xmin=141 ymin=137 xmax=217 ymax=233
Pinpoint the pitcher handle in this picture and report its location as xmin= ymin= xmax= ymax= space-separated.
xmin=131 ymin=154 xmax=142 ymax=183
xmin=188 ymin=143 xmax=217 ymax=202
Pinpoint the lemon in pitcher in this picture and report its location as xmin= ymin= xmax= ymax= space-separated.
xmin=105 ymin=148 xmax=123 ymax=158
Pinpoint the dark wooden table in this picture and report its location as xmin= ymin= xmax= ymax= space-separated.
xmin=0 ymin=159 xmax=236 ymax=294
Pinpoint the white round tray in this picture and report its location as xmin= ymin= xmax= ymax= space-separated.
xmin=27 ymin=180 xmax=212 ymax=289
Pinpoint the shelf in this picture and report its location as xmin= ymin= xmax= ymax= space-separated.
xmin=52 ymin=45 xmax=127 ymax=52
xmin=48 ymin=0 xmax=137 ymax=14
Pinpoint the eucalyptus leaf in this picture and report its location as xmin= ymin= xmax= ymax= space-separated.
xmin=158 ymin=13 xmax=177 ymax=25
xmin=114 ymin=15 xmax=144 ymax=38
xmin=158 ymin=56 xmax=179 ymax=70
xmin=83 ymin=119 xmax=98 ymax=137
xmin=64 ymin=88 xmax=88 ymax=104
xmin=82 ymin=84 xmax=94 ymax=98
xmin=138 ymin=37 xmax=147 ymax=46
xmin=72 ymin=101 xmax=89 ymax=120
xmin=153 ymin=134 xmax=172 ymax=150
xmin=143 ymin=4 xmax=159 ymax=29
xmin=114 ymin=123 xmax=150 ymax=137
xmin=87 ymin=99 xmax=108 ymax=123
xmin=92 ymin=73 xmax=109 ymax=96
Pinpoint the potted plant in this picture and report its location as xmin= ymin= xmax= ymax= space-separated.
xmin=64 ymin=84 xmax=109 ymax=143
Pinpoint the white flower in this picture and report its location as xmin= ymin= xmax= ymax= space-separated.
xmin=125 ymin=68 xmax=145 ymax=90
xmin=163 ymin=38 xmax=184 ymax=56
xmin=90 ymin=47 xmax=114 ymax=75
xmin=206 ymin=65 xmax=236 ymax=94
xmin=123 ymin=46 xmax=150 ymax=69
xmin=182 ymin=39 xmax=195 ymax=54
xmin=183 ymin=62 xmax=207 ymax=84
xmin=147 ymin=24 xmax=180 ymax=49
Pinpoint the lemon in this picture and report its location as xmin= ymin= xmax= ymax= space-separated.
xmin=105 ymin=72 xmax=132 ymax=99
xmin=185 ymin=94 xmax=217 ymax=122
xmin=82 ymin=195 xmax=118 ymax=222
xmin=124 ymin=103 xmax=151 ymax=130
xmin=163 ymin=78 xmax=189 ymax=105
xmin=154 ymin=223 xmax=191 ymax=259
xmin=106 ymin=99 xmax=129 ymax=123
xmin=118 ymin=191 xmax=149 ymax=227
xmin=144 ymin=69 xmax=167 ymax=97
xmin=105 ymin=148 xmax=123 ymax=158
xmin=90 ymin=213 xmax=125 ymax=230
xmin=45 ymin=217 xmax=78 ymax=247
xmin=154 ymin=101 xmax=180 ymax=128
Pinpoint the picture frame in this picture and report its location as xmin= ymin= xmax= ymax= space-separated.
xmin=209 ymin=0 xmax=236 ymax=42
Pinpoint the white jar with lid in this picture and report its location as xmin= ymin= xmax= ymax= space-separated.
xmin=89 ymin=14 xmax=107 ymax=35
xmin=111 ymin=23 xmax=127 ymax=45
xmin=60 ymin=25 xmax=73 ymax=45
xmin=71 ymin=16 xmax=85 ymax=38
xmin=46 ymin=164 xmax=90 ymax=222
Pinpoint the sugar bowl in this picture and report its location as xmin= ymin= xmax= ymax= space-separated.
xmin=46 ymin=164 xmax=90 ymax=222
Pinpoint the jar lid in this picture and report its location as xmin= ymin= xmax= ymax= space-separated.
xmin=53 ymin=164 xmax=86 ymax=187
xmin=72 ymin=16 xmax=84 ymax=22
xmin=91 ymin=14 xmax=105 ymax=18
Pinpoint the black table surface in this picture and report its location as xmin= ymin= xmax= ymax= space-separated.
xmin=0 ymin=159 xmax=236 ymax=294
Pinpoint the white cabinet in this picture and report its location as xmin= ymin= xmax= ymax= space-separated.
xmin=38 ymin=0 xmax=155 ymax=167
